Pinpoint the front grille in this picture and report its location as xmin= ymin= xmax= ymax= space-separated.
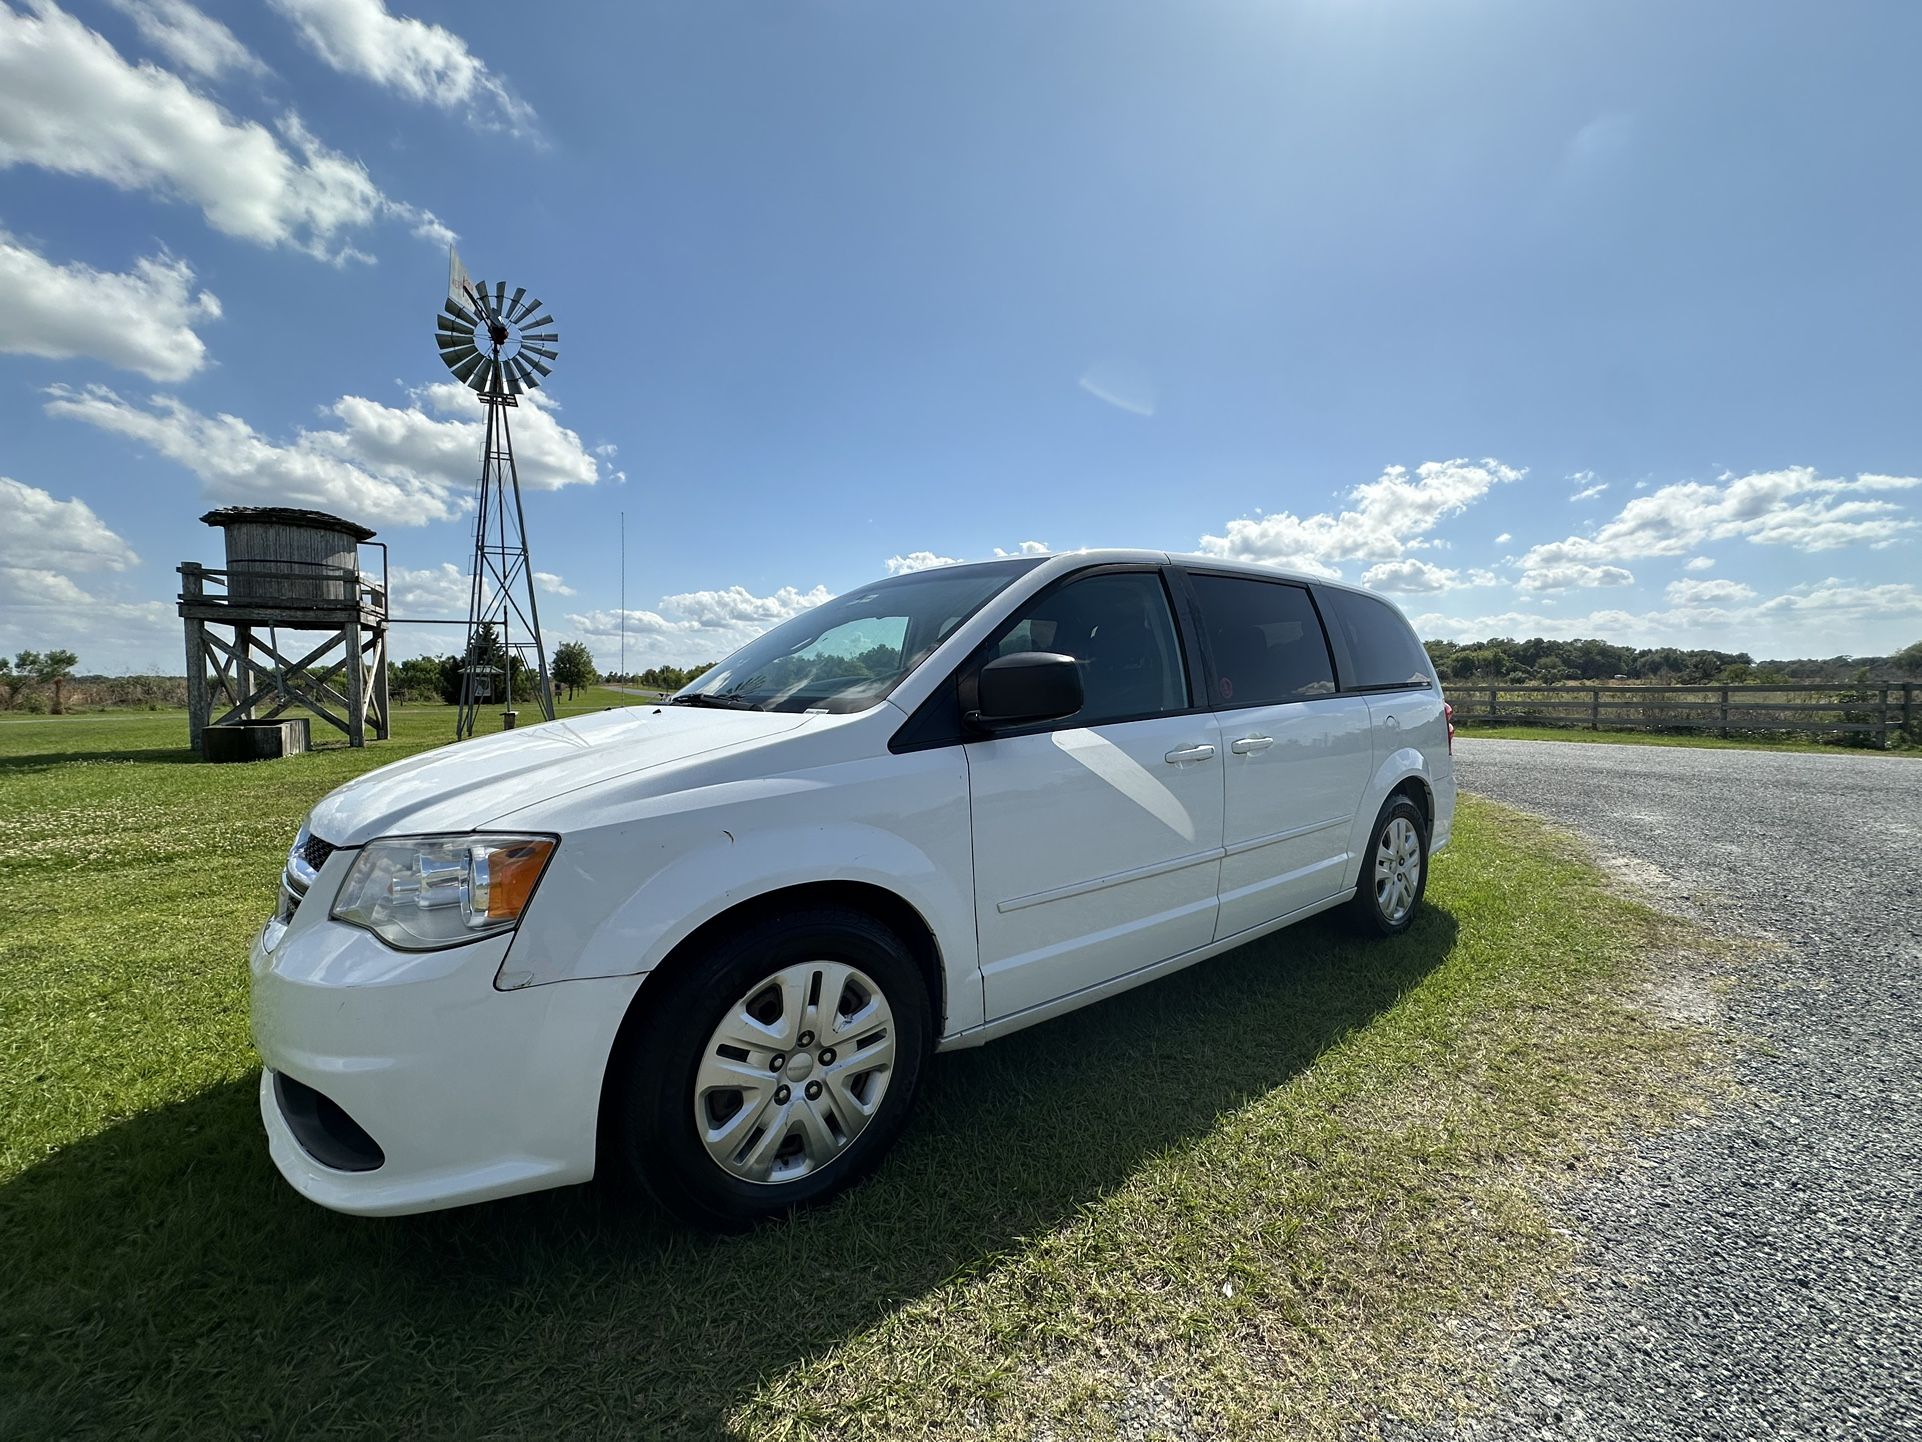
xmin=295 ymin=831 xmax=337 ymax=875
xmin=280 ymin=826 xmax=338 ymax=926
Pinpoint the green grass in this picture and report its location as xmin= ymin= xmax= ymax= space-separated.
xmin=1456 ymin=721 xmax=1916 ymax=754
xmin=0 ymin=702 xmax=1720 ymax=1439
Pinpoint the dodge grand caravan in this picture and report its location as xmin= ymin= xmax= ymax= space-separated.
xmin=252 ymin=550 xmax=1455 ymax=1227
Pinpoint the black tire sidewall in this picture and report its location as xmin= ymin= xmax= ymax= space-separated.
xmin=1354 ymin=795 xmax=1429 ymax=936
xmin=608 ymin=907 xmax=929 ymax=1228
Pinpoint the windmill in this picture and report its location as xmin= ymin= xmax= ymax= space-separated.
xmin=436 ymin=247 xmax=560 ymax=738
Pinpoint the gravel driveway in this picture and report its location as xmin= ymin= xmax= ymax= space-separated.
xmin=1420 ymin=738 xmax=1922 ymax=1441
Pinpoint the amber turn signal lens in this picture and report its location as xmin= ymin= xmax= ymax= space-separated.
xmin=484 ymin=838 xmax=555 ymax=921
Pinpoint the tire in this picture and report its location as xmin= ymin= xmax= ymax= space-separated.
xmin=601 ymin=906 xmax=930 ymax=1230
xmin=1347 ymin=794 xmax=1429 ymax=937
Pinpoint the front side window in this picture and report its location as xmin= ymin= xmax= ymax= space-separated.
xmin=1322 ymin=589 xmax=1432 ymax=690
xmin=1189 ymin=574 xmax=1336 ymax=707
xmin=988 ymin=571 xmax=1188 ymax=726
xmin=676 ymin=558 xmax=1042 ymax=713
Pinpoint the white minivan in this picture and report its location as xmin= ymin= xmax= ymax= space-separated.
xmin=252 ymin=550 xmax=1455 ymax=1227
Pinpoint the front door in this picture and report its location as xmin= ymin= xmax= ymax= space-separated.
xmin=1186 ymin=572 xmax=1373 ymax=936
xmin=966 ymin=569 xmax=1225 ymax=1021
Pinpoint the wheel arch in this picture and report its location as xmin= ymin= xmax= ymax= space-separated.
xmin=595 ymin=880 xmax=947 ymax=1159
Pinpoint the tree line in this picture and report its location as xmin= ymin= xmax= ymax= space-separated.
xmin=1425 ymin=636 xmax=1922 ymax=686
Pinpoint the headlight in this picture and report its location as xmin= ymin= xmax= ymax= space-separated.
xmin=330 ymin=834 xmax=557 ymax=951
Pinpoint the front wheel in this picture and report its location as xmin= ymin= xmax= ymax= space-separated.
xmin=601 ymin=907 xmax=929 ymax=1229
xmin=1348 ymin=795 xmax=1429 ymax=936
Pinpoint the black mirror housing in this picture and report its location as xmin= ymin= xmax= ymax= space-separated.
xmin=968 ymin=652 xmax=1084 ymax=729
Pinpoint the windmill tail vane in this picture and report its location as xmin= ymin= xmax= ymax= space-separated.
xmin=435 ymin=255 xmax=562 ymax=738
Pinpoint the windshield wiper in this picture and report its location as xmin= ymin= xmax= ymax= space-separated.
xmin=668 ymin=693 xmax=760 ymax=710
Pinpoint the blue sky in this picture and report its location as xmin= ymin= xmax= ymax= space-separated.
xmin=2 ymin=0 xmax=1919 ymax=673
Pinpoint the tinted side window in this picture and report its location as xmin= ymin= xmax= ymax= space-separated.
xmin=1323 ymin=590 xmax=1431 ymax=690
xmin=1190 ymin=575 xmax=1336 ymax=707
xmin=990 ymin=572 xmax=1188 ymax=725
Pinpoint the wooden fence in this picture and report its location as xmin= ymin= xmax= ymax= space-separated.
xmin=1449 ymin=682 xmax=1918 ymax=747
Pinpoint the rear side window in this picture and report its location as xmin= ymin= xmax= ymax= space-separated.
xmin=1189 ymin=575 xmax=1336 ymax=707
xmin=1322 ymin=590 xmax=1431 ymax=690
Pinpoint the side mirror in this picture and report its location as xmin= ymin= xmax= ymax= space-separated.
xmin=967 ymin=652 xmax=1084 ymax=730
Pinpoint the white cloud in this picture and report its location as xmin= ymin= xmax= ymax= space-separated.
xmin=886 ymin=550 xmax=961 ymax=575
xmin=1494 ymin=532 xmax=1512 ymax=544
xmin=107 ymin=0 xmax=265 ymax=80
xmin=1571 ymin=481 xmax=1609 ymax=502
xmin=889 ymin=540 xmax=1052 ymax=575
xmin=1520 ymin=467 xmax=1921 ymax=572
xmin=1415 ymin=578 xmax=1922 ymax=656
xmin=0 ymin=476 xmax=139 ymax=574
xmin=1665 ymin=577 xmax=1755 ymax=606
xmin=1683 ymin=555 xmax=1715 ymax=572
xmin=0 ymin=477 xmax=169 ymax=667
xmin=0 ymin=2 xmax=446 ymax=260
xmin=0 ymin=230 xmax=220 ymax=380
xmin=387 ymin=561 xmax=469 ymax=612
xmin=1359 ymin=558 xmax=1463 ymax=594
xmin=1516 ymin=562 xmax=1636 ymax=593
xmin=567 ymin=583 xmax=833 ymax=670
xmin=1198 ymin=458 xmax=1523 ymax=577
xmin=45 ymin=380 xmax=604 ymax=528
xmin=268 ymin=0 xmax=534 ymax=136
xmin=533 ymin=571 xmax=574 ymax=596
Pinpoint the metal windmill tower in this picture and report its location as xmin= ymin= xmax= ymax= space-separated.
xmin=435 ymin=249 xmax=561 ymax=739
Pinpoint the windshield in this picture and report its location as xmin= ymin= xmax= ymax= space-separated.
xmin=673 ymin=558 xmax=1045 ymax=713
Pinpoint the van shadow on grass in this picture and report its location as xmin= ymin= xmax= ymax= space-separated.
xmin=0 ymin=744 xmax=200 ymax=773
xmin=0 ymin=908 xmax=1455 ymax=1439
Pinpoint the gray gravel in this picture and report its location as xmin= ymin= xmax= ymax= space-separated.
xmin=1409 ymin=739 xmax=1922 ymax=1442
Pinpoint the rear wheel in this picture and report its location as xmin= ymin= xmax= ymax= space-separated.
xmin=1348 ymin=794 xmax=1429 ymax=936
xmin=602 ymin=907 xmax=929 ymax=1229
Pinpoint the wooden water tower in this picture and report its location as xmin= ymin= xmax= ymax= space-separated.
xmin=179 ymin=507 xmax=389 ymax=754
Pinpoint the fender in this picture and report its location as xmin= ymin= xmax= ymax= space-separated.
xmin=1349 ymin=745 xmax=1440 ymax=863
xmin=496 ymin=748 xmax=985 ymax=1034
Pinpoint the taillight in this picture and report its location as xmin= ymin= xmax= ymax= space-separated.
xmin=1444 ymin=700 xmax=1455 ymax=754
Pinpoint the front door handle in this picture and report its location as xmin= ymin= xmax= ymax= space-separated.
xmin=1230 ymin=735 xmax=1274 ymax=755
xmin=1164 ymin=744 xmax=1217 ymax=764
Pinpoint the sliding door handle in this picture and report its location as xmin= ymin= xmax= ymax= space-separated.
xmin=1163 ymin=744 xmax=1217 ymax=764
xmin=1230 ymin=735 xmax=1274 ymax=755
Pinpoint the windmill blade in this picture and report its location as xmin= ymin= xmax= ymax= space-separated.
xmin=509 ymin=293 xmax=542 ymax=323
xmin=504 ymin=286 xmax=526 ymax=320
xmin=520 ymin=314 xmax=553 ymax=330
xmin=493 ymin=281 xmax=507 ymax=317
xmin=518 ymin=352 xmax=552 ymax=379
xmin=450 ymin=351 xmax=486 ymax=383
xmin=442 ymin=298 xmax=478 ymax=326
xmin=470 ymin=280 xmax=494 ymax=318
xmin=521 ymin=344 xmax=559 ymax=363
xmin=436 ymin=322 xmax=475 ymax=344
xmin=439 ymin=345 xmax=481 ymax=369
xmin=476 ymin=359 xmax=503 ymax=393
xmin=503 ymin=361 xmax=524 ymax=395
xmin=510 ymin=356 xmax=543 ymax=391
xmin=518 ymin=331 xmax=559 ymax=343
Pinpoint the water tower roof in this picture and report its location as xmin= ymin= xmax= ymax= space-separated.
xmin=199 ymin=506 xmax=377 ymax=542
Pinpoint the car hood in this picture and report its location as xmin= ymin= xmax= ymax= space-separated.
xmin=306 ymin=704 xmax=814 ymax=846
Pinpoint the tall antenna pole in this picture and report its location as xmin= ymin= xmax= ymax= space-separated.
xmin=620 ymin=510 xmax=626 ymax=686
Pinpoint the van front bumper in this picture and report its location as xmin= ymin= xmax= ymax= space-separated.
xmin=250 ymin=918 xmax=643 ymax=1217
